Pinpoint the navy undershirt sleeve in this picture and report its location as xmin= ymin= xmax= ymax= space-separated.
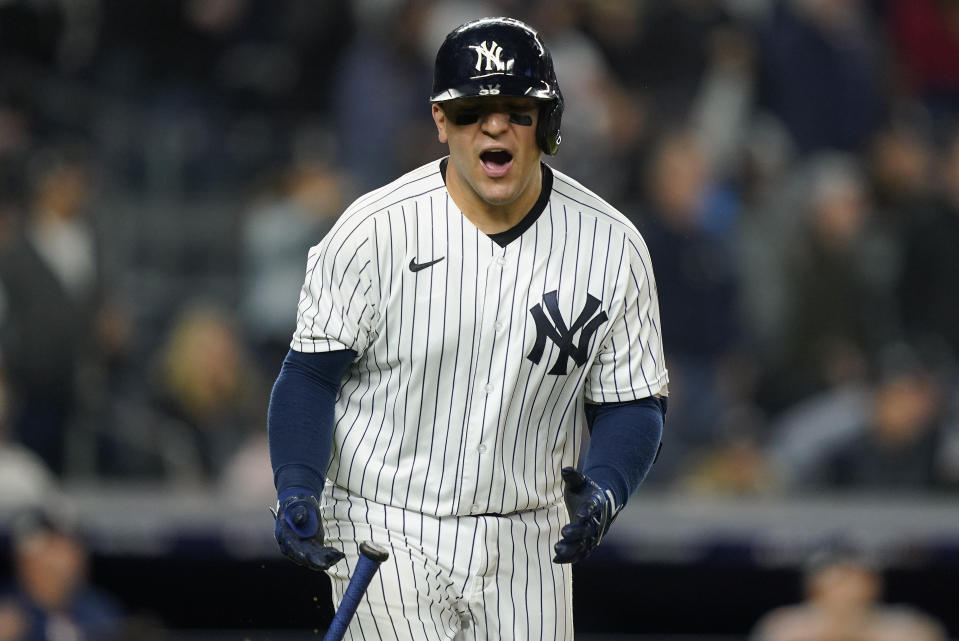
xmin=267 ymin=349 xmax=355 ymax=497
xmin=582 ymin=397 xmax=667 ymax=507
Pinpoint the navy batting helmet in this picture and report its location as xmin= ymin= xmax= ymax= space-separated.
xmin=431 ymin=17 xmax=564 ymax=155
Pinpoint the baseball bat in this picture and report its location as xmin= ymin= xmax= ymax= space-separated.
xmin=322 ymin=541 xmax=390 ymax=641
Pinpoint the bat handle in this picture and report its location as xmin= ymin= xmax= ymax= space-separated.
xmin=323 ymin=542 xmax=389 ymax=641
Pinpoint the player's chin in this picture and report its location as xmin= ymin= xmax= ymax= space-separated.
xmin=474 ymin=177 xmax=520 ymax=205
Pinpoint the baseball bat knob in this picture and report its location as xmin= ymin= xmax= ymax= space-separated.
xmin=359 ymin=541 xmax=389 ymax=564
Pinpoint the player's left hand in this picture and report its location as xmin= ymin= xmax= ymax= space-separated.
xmin=553 ymin=467 xmax=621 ymax=564
xmin=273 ymin=490 xmax=345 ymax=571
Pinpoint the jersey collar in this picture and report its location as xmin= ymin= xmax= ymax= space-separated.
xmin=439 ymin=157 xmax=553 ymax=248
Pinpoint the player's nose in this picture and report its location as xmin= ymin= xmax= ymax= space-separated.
xmin=480 ymin=110 xmax=511 ymax=135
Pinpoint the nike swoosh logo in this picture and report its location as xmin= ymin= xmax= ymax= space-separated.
xmin=409 ymin=256 xmax=445 ymax=272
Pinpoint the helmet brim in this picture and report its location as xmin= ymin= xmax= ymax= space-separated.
xmin=430 ymin=74 xmax=559 ymax=103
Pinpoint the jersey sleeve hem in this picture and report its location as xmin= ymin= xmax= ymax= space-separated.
xmin=583 ymin=370 xmax=669 ymax=404
xmin=289 ymin=337 xmax=357 ymax=355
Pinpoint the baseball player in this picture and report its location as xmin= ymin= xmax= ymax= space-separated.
xmin=268 ymin=17 xmax=668 ymax=640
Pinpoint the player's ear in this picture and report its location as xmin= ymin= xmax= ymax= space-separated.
xmin=432 ymin=104 xmax=449 ymax=144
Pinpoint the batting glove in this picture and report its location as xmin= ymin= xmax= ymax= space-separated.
xmin=553 ymin=467 xmax=621 ymax=564
xmin=272 ymin=489 xmax=344 ymax=571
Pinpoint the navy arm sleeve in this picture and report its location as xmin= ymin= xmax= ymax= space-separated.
xmin=267 ymin=349 xmax=355 ymax=497
xmin=582 ymin=396 xmax=667 ymax=507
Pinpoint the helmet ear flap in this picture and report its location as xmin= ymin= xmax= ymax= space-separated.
xmin=537 ymin=98 xmax=563 ymax=156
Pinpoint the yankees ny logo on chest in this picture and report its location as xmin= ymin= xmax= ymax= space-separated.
xmin=527 ymin=291 xmax=608 ymax=375
xmin=470 ymin=40 xmax=515 ymax=72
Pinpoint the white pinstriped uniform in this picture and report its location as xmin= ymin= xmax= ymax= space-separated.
xmin=292 ymin=157 xmax=668 ymax=640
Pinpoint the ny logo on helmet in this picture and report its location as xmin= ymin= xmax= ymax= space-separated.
xmin=470 ymin=41 xmax=515 ymax=72
xmin=527 ymin=291 xmax=608 ymax=375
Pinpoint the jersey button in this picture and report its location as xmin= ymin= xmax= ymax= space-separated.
xmin=483 ymin=383 xmax=494 ymax=393
xmin=494 ymin=321 xmax=504 ymax=331
xmin=477 ymin=444 xmax=487 ymax=454
xmin=495 ymin=256 xmax=506 ymax=266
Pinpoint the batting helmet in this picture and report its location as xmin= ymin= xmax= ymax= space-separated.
xmin=430 ymin=17 xmax=564 ymax=155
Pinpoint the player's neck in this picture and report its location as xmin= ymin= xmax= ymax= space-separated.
xmin=445 ymin=162 xmax=543 ymax=235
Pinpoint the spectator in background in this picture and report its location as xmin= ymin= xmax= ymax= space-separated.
xmin=862 ymin=117 xmax=937 ymax=287
xmin=85 ymin=300 xmax=267 ymax=483
xmin=634 ymin=128 xmax=743 ymax=481
xmin=680 ymin=402 xmax=775 ymax=494
xmin=769 ymin=153 xmax=894 ymax=410
xmin=756 ymin=0 xmax=885 ymax=155
xmin=689 ymin=20 xmax=759 ymax=180
xmin=145 ymin=302 xmax=267 ymax=483
xmin=750 ymin=545 xmax=946 ymax=641
xmin=586 ymin=0 xmax=738 ymax=124
xmin=865 ymin=118 xmax=936 ymax=225
xmin=239 ymin=143 xmax=350 ymax=374
xmin=765 ymin=370 xmax=873 ymax=492
xmin=733 ymin=115 xmax=808 ymax=397
xmin=331 ymin=0 xmax=449 ymax=191
xmin=529 ymin=0 xmax=644 ymax=198
xmin=734 ymin=114 xmax=799 ymax=363
xmin=0 ymin=506 xmax=125 ymax=641
xmin=821 ymin=345 xmax=950 ymax=490
xmin=0 ymin=143 xmax=102 ymax=476
xmin=579 ymin=0 xmax=647 ymax=90
xmin=768 ymin=342 xmax=956 ymax=492
xmin=898 ymin=128 xmax=959 ymax=359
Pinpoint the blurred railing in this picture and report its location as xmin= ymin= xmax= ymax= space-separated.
xmin=2 ymin=486 xmax=957 ymax=637
xmin=4 ymin=485 xmax=954 ymax=564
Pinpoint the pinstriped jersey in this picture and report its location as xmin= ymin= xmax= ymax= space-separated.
xmin=292 ymin=157 xmax=668 ymax=517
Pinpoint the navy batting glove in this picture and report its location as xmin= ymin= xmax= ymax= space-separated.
xmin=273 ymin=488 xmax=344 ymax=571
xmin=553 ymin=467 xmax=621 ymax=564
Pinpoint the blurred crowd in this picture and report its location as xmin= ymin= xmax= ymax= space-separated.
xmin=749 ymin=544 xmax=947 ymax=641
xmin=1 ymin=0 xmax=959 ymax=501
xmin=0 ymin=508 xmax=129 ymax=641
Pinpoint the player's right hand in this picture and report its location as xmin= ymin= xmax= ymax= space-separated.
xmin=273 ymin=489 xmax=345 ymax=571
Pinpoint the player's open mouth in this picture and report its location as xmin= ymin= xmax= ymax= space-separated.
xmin=481 ymin=150 xmax=513 ymax=178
